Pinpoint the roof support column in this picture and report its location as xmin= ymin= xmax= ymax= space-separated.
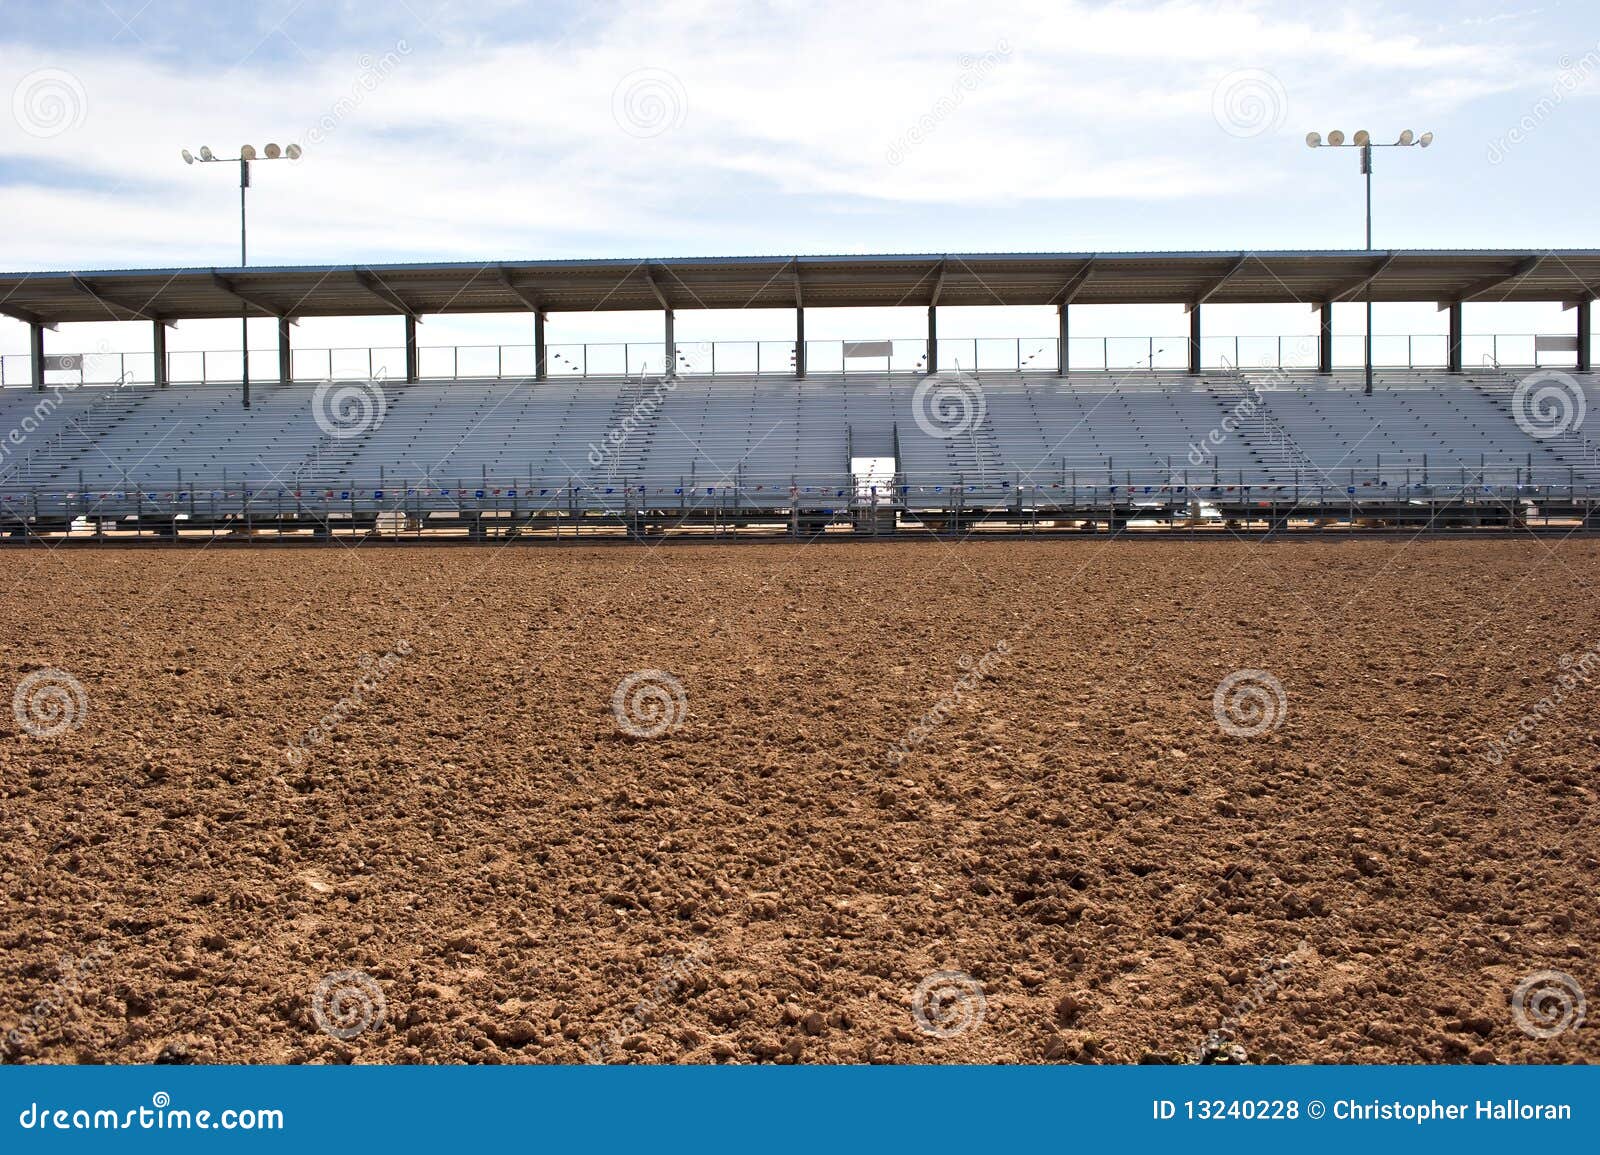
xmin=1318 ymin=302 xmax=1333 ymax=374
xmin=404 ymin=314 xmax=419 ymax=383
xmin=1188 ymin=305 xmax=1202 ymax=374
xmin=927 ymin=306 xmax=937 ymax=374
xmin=795 ymin=306 xmax=806 ymax=379
xmin=534 ymin=310 xmax=547 ymax=380
xmin=664 ymin=308 xmax=676 ymax=378
xmin=152 ymin=320 xmax=169 ymax=388
xmin=278 ymin=316 xmax=292 ymax=385
xmin=241 ymin=308 xmax=250 ymax=409
xmin=1578 ymin=299 xmax=1592 ymax=374
xmin=29 ymin=322 xmax=44 ymax=391
xmin=1446 ymin=300 xmax=1464 ymax=374
xmin=1057 ymin=304 xmax=1069 ymax=375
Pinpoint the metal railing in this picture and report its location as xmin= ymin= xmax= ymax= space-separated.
xmin=2 ymin=333 xmax=1591 ymax=388
xmin=3 ymin=461 xmax=1594 ymax=519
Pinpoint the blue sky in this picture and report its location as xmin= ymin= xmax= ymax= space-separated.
xmin=1 ymin=0 xmax=1597 ymax=355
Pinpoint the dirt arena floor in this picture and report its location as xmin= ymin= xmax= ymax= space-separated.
xmin=1 ymin=538 xmax=1596 ymax=1065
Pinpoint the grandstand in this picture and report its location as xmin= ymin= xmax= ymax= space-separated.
xmin=1 ymin=250 xmax=1597 ymax=539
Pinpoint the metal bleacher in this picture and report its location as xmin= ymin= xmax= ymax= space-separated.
xmin=3 ymin=369 xmax=1598 ymax=532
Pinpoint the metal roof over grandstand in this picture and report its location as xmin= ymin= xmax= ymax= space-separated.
xmin=2 ymin=250 xmax=1599 ymax=325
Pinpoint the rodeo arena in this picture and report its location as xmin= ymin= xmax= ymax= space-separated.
xmin=1 ymin=249 xmax=1597 ymax=545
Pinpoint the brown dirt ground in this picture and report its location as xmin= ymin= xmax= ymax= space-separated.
xmin=0 ymin=539 xmax=1596 ymax=1065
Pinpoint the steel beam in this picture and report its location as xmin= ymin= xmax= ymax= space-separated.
xmin=1188 ymin=305 xmax=1202 ymax=374
xmin=534 ymin=310 xmax=547 ymax=380
xmin=1447 ymin=300 xmax=1463 ymax=374
xmin=664 ymin=308 xmax=675 ymax=378
xmin=927 ymin=305 xmax=938 ymax=374
xmin=497 ymin=267 xmax=543 ymax=313
xmin=1057 ymin=304 xmax=1069 ymax=375
xmin=353 ymin=269 xmax=418 ymax=319
xmin=404 ymin=314 xmax=419 ymax=383
xmin=1053 ymin=259 xmax=1095 ymax=305
xmin=1451 ymin=255 xmax=1544 ymax=305
xmin=1332 ymin=253 xmax=1398 ymax=302
xmin=1318 ymin=302 xmax=1333 ymax=374
xmin=1187 ymin=254 xmax=1251 ymax=312
xmin=643 ymin=272 xmax=671 ymax=311
xmin=71 ymin=276 xmax=158 ymax=322
xmin=1580 ymin=299 xmax=1593 ymax=373
xmin=0 ymin=302 xmax=50 ymax=328
xmin=210 ymin=272 xmax=282 ymax=318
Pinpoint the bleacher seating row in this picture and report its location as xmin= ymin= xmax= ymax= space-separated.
xmin=2 ymin=369 xmax=1597 ymax=492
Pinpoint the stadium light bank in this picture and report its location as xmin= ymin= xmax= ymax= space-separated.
xmin=181 ymin=142 xmax=303 ymax=409
xmin=1306 ymin=128 xmax=1433 ymax=395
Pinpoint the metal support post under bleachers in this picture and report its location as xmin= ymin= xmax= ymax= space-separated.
xmin=1447 ymin=300 xmax=1463 ymax=373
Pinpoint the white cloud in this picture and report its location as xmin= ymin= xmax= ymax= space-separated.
xmin=0 ymin=0 xmax=1549 ymax=272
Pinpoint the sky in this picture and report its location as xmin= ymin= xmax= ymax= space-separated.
xmin=0 ymin=0 xmax=1596 ymax=360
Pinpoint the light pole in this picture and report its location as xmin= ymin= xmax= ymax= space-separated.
xmin=183 ymin=142 xmax=302 ymax=408
xmin=1306 ymin=129 xmax=1432 ymax=394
